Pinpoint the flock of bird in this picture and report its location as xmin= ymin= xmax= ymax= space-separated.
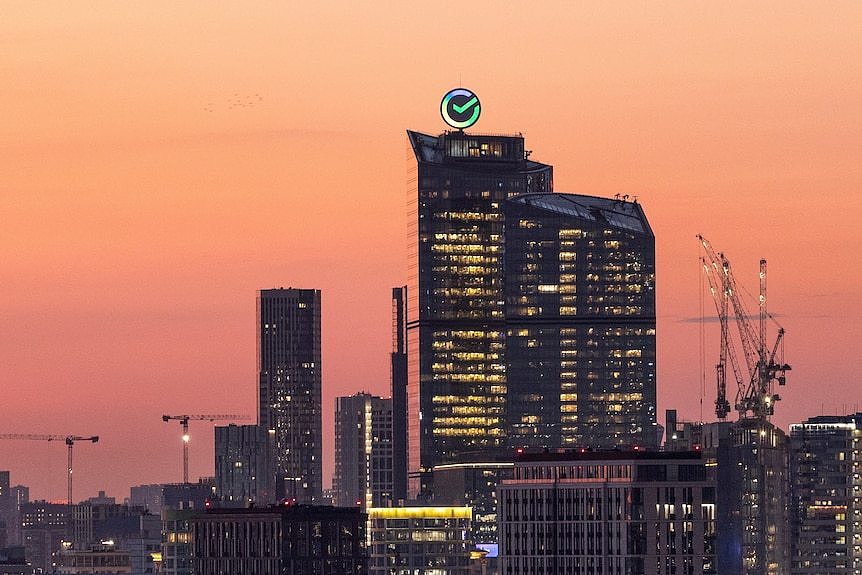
xmin=203 ymin=93 xmax=264 ymax=112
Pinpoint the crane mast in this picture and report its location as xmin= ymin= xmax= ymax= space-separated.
xmin=0 ymin=434 xmax=99 ymax=507
xmin=698 ymin=236 xmax=791 ymax=421
xmin=161 ymin=414 xmax=250 ymax=483
xmin=0 ymin=432 xmax=98 ymax=543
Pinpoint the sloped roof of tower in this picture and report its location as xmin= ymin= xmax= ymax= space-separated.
xmin=406 ymin=130 xmax=551 ymax=174
xmin=509 ymin=192 xmax=653 ymax=236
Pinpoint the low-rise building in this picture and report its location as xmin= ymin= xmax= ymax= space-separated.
xmin=191 ymin=504 xmax=366 ymax=574
xmin=498 ymin=450 xmax=716 ymax=575
xmin=367 ymin=506 xmax=473 ymax=575
xmin=56 ymin=542 xmax=131 ymax=574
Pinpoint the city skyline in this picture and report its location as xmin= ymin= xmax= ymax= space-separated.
xmin=2 ymin=3 xmax=861 ymax=500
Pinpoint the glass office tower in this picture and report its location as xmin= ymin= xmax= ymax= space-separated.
xmin=506 ymin=193 xmax=656 ymax=449
xmin=406 ymin=130 xmax=553 ymax=485
xmin=257 ymin=288 xmax=322 ymax=503
xmin=406 ymin=130 xmax=657 ymax=485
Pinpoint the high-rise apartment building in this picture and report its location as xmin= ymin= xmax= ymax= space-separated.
xmin=333 ymin=393 xmax=394 ymax=508
xmin=789 ymin=414 xmax=862 ymax=575
xmin=406 ymin=129 xmax=657 ymax=484
xmin=257 ymin=288 xmax=322 ymax=503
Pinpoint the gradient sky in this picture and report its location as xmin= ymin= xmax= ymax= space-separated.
xmin=2 ymin=2 xmax=861 ymax=502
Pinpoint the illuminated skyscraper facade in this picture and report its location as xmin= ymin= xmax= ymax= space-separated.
xmin=257 ymin=288 xmax=322 ymax=503
xmin=505 ymin=194 xmax=656 ymax=449
xmin=406 ymin=130 xmax=656 ymax=485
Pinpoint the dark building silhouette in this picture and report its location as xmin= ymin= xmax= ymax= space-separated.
xmin=0 ymin=546 xmax=32 ymax=575
xmin=390 ymin=286 xmax=408 ymax=503
xmin=20 ymin=500 xmax=67 ymax=573
xmin=0 ymin=472 xmax=15 ymax=549
xmin=406 ymin=130 xmax=657 ymax=488
xmin=333 ymin=393 xmax=393 ymax=508
xmin=258 ymin=288 xmax=322 ymax=503
xmin=214 ymin=424 xmax=276 ymax=506
xmin=190 ymin=505 xmax=366 ymax=575
xmin=128 ymin=482 xmax=211 ymax=575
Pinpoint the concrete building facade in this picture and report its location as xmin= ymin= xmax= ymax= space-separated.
xmin=498 ymin=451 xmax=716 ymax=575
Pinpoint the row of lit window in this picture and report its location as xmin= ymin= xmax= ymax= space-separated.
xmin=432 ymin=395 xmax=505 ymax=404
xmin=432 ymin=362 xmax=504 ymax=372
xmin=433 ymin=428 xmax=503 ymax=437
xmin=431 ymin=244 xmax=501 ymax=254
xmin=434 ymin=211 xmax=502 ymax=221
xmin=433 ymin=417 xmax=501 ymax=426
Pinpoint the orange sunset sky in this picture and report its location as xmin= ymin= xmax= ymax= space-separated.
xmin=2 ymin=3 xmax=861 ymax=501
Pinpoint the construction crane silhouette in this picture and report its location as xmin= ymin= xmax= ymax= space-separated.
xmin=161 ymin=415 xmax=250 ymax=483
xmin=0 ymin=434 xmax=99 ymax=507
xmin=698 ymin=235 xmax=791 ymax=421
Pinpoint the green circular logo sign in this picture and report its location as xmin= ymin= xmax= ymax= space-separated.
xmin=441 ymin=88 xmax=481 ymax=129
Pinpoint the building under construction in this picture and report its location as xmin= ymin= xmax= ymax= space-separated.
xmin=664 ymin=238 xmax=793 ymax=575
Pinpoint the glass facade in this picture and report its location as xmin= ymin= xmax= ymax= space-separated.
xmin=406 ymin=130 xmax=657 ymax=482
xmin=407 ymin=132 xmax=657 ymax=482
xmin=257 ymin=288 xmax=322 ymax=504
xmin=506 ymin=194 xmax=657 ymax=449
xmin=407 ymin=130 xmax=552 ymax=481
xmin=367 ymin=506 xmax=473 ymax=575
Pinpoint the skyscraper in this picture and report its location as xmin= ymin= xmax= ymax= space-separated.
xmin=258 ymin=288 xmax=322 ymax=503
xmin=333 ymin=393 xmax=394 ymax=508
xmin=406 ymin=129 xmax=657 ymax=485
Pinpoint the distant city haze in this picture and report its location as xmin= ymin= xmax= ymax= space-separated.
xmin=2 ymin=3 xmax=860 ymax=500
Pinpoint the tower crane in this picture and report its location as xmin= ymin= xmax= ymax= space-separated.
xmin=161 ymin=414 xmax=250 ymax=483
xmin=0 ymin=434 xmax=99 ymax=507
xmin=698 ymin=235 xmax=791 ymax=421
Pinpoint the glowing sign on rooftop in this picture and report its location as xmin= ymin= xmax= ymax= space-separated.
xmin=441 ymin=88 xmax=481 ymax=129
